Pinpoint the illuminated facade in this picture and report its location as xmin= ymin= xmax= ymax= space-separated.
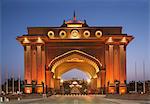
xmin=16 ymin=13 xmax=133 ymax=94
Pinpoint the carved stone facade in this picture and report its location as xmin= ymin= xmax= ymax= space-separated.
xmin=17 ymin=14 xmax=133 ymax=94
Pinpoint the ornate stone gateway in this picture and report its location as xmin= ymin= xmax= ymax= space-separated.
xmin=16 ymin=13 xmax=133 ymax=94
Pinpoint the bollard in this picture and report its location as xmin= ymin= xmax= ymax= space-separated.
xmin=0 ymin=97 xmax=3 ymax=102
xmin=18 ymin=97 xmax=21 ymax=101
xmin=6 ymin=98 xmax=9 ymax=102
xmin=4 ymin=97 xmax=6 ymax=102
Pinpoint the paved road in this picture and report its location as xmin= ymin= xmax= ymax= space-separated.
xmin=2 ymin=95 xmax=150 ymax=104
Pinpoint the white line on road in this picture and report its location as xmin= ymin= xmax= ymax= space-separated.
xmin=105 ymin=98 xmax=149 ymax=104
xmin=74 ymin=99 xmax=78 ymax=104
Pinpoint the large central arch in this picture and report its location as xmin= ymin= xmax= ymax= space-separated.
xmin=47 ymin=50 xmax=103 ymax=90
xmin=49 ymin=50 xmax=102 ymax=78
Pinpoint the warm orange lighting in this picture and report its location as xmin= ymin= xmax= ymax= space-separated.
xmin=120 ymin=88 xmax=126 ymax=94
xmin=59 ymin=30 xmax=67 ymax=39
xmin=23 ymin=37 xmax=30 ymax=43
xmin=37 ymin=87 xmax=43 ymax=93
xmin=121 ymin=89 xmax=125 ymax=93
xmin=26 ymin=89 xmax=31 ymax=93
xmin=95 ymin=30 xmax=102 ymax=38
xmin=57 ymin=76 xmax=61 ymax=79
xmin=70 ymin=30 xmax=80 ymax=39
xmin=66 ymin=58 xmax=84 ymax=62
xmin=121 ymin=37 xmax=127 ymax=43
xmin=87 ymin=79 xmax=91 ymax=84
xmin=107 ymin=37 xmax=113 ymax=43
xmin=83 ymin=30 xmax=90 ymax=38
xmin=110 ymin=89 xmax=114 ymax=93
xmin=48 ymin=31 xmax=54 ymax=39
xmin=60 ymin=79 xmax=63 ymax=83
xmin=37 ymin=37 xmax=44 ymax=43
xmin=25 ymin=87 xmax=32 ymax=94
xmin=67 ymin=24 xmax=82 ymax=27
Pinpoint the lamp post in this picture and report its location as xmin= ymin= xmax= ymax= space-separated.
xmin=18 ymin=66 xmax=21 ymax=94
xmin=12 ymin=71 xmax=14 ymax=94
xmin=143 ymin=61 xmax=145 ymax=93
xmin=5 ymin=67 xmax=8 ymax=94
xmin=135 ymin=62 xmax=137 ymax=93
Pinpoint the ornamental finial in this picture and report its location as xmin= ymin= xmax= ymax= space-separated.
xmin=73 ymin=10 xmax=76 ymax=20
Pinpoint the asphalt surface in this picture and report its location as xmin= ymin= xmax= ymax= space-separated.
xmin=1 ymin=95 xmax=150 ymax=104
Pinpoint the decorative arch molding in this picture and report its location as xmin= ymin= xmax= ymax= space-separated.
xmin=48 ymin=50 xmax=102 ymax=76
xmin=53 ymin=60 xmax=98 ymax=79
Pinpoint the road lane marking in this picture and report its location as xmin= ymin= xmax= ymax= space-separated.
xmin=74 ymin=99 xmax=78 ymax=104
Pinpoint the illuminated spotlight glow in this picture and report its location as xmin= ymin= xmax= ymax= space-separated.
xmin=23 ymin=37 xmax=30 ymax=43
xmin=87 ymin=79 xmax=91 ymax=83
xmin=67 ymin=24 xmax=82 ymax=27
xmin=25 ymin=88 xmax=31 ymax=94
xmin=107 ymin=37 xmax=113 ymax=43
xmin=121 ymin=37 xmax=127 ymax=43
xmin=120 ymin=89 xmax=125 ymax=94
xmin=110 ymin=89 xmax=114 ymax=93
xmin=37 ymin=37 xmax=44 ymax=43
xmin=60 ymin=79 xmax=63 ymax=83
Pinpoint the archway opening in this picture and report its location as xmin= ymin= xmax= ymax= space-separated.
xmin=60 ymin=68 xmax=91 ymax=95
xmin=61 ymin=68 xmax=90 ymax=80
xmin=47 ymin=50 xmax=103 ymax=94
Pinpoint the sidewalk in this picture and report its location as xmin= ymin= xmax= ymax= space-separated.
xmin=105 ymin=94 xmax=150 ymax=101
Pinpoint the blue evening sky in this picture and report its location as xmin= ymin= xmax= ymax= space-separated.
xmin=0 ymin=0 xmax=150 ymax=82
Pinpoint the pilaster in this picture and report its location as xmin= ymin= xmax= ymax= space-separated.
xmin=24 ymin=45 xmax=32 ymax=84
xmin=119 ymin=45 xmax=126 ymax=94
xmin=24 ymin=45 xmax=32 ymax=93
xmin=37 ymin=45 xmax=42 ymax=84
xmin=54 ymin=78 xmax=60 ymax=90
xmin=119 ymin=45 xmax=126 ymax=84
xmin=31 ymin=45 xmax=37 ymax=81
xmin=113 ymin=45 xmax=119 ymax=81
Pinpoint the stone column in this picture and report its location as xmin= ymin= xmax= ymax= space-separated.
xmin=46 ymin=71 xmax=54 ymax=88
xmin=109 ymin=45 xmax=114 ymax=83
xmin=31 ymin=45 xmax=37 ymax=81
xmin=100 ymin=70 xmax=106 ymax=94
xmin=46 ymin=71 xmax=50 ymax=88
xmin=41 ymin=46 xmax=45 ymax=85
xmin=105 ymin=45 xmax=109 ymax=87
xmin=96 ymin=72 xmax=101 ymax=88
xmin=119 ymin=45 xmax=126 ymax=84
xmin=50 ymin=72 xmax=54 ymax=89
xmin=54 ymin=78 xmax=60 ymax=90
xmin=101 ymin=70 xmax=105 ymax=88
xmin=113 ymin=45 xmax=119 ymax=81
xmin=50 ymin=77 xmax=55 ymax=89
xmin=108 ymin=45 xmax=115 ymax=93
xmin=24 ymin=45 xmax=32 ymax=93
xmin=37 ymin=45 xmax=42 ymax=85
xmin=36 ymin=45 xmax=46 ymax=93
xmin=91 ymin=78 xmax=97 ymax=90
xmin=119 ymin=45 xmax=126 ymax=94
xmin=36 ymin=45 xmax=42 ymax=93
